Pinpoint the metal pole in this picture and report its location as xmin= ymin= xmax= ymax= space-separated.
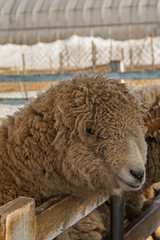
xmin=150 ymin=34 xmax=155 ymax=70
xmin=110 ymin=194 xmax=124 ymax=240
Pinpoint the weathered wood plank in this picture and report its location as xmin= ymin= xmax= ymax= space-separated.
xmin=1 ymin=193 xmax=160 ymax=240
xmin=0 ymin=71 xmax=160 ymax=83
xmin=124 ymin=195 xmax=160 ymax=240
xmin=0 ymin=197 xmax=35 ymax=240
xmin=36 ymin=193 xmax=109 ymax=240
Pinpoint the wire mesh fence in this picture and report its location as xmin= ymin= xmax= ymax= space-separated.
xmin=0 ymin=35 xmax=159 ymax=77
xmin=0 ymin=34 xmax=160 ymax=120
xmin=0 ymin=35 xmax=160 ymax=93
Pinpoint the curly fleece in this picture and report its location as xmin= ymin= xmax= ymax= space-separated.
xmin=138 ymin=84 xmax=160 ymax=186
xmin=125 ymin=84 xmax=160 ymax=223
xmin=0 ymin=74 xmax=146 ymax=206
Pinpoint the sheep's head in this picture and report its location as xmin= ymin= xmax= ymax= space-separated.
xmin=53 ymin=74 xmax=147 ymax=195
xmin=137 ymin=84 xmax=160 ymax=139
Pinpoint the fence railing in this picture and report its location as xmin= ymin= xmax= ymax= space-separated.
xmin=0 ymin=70 xmax=160 ymax=105
xmin=0 ymin=35 xmax=159 ymax=76
xmin=0 ymin=70 xmax=160 ymax=83
xmin=0 ymin=193 xmax=109 ymax=240
xmin=0 ymin=193 xmax=160 ymax=240
xmin=124 ymin=194 xmax=160 ymax=240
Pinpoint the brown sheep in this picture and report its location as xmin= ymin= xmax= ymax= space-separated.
xmin=62 ymin=83 xmax=160 ymax=240
xmin=125 ymin=83 xmax=160 ymax=222
xmin=0 ymin=74 xmax=147 ymax=239
xmin=124 ymin=84 xmax=160 ymax=240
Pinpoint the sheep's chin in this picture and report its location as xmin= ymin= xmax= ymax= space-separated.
xmin=117 ymin=176 xmax=142 ymax=191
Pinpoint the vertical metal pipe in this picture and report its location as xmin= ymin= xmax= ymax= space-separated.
xmin=110 ymin=194 xmax=124 ymax=240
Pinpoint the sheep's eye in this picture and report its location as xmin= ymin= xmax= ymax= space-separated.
xmin=86 ymin=128 xmax=94 ymax=135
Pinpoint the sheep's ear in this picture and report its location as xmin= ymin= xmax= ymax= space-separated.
xmin=145 ymin=103 xmax=160 ymax=138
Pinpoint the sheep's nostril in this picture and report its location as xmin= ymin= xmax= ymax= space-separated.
xmin=130 ymin=169 xmax=144 ymax=182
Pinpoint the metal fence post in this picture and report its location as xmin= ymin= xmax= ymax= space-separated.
xmin=92 ymin=41 xmax=97 ymax=72
xmin=110 ymin=194 xmax=124 ymax=240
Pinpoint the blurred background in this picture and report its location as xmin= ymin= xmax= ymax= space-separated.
xmin=1 ymin=0 xmax=160 ymax=121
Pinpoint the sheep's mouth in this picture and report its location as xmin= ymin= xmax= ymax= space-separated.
xmin=118 ymin=176 xmax=141 ymax=189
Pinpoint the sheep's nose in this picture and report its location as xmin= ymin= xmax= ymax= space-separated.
xmin=130 ymin=169 xmax=144 ymax=182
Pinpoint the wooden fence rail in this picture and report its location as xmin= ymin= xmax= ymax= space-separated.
xmin=1 ymin=70 xmax=160 ymax=105
xmin=0 ymin=197 xmax=35 ymax=240
xmin=1 ymin=193 xmax=160 ymax=240
xmin=0 ymin=70 xmax=160 ymax=83
xmin=124 ymin=194 xmax=160 ymax=240
xmin=0 ymin=193 xmax=109 ymax=240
